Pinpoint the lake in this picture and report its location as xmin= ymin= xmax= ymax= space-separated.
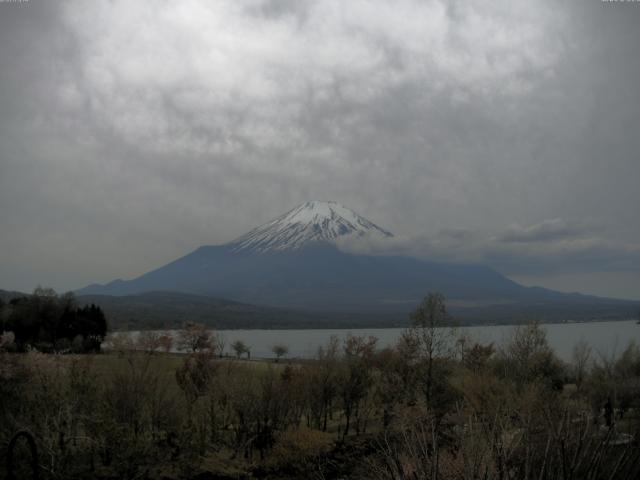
xmin=127 ymin=319 xmax=640 ymax=361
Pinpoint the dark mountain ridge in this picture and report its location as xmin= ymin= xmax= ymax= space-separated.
xmin=76 ymin=244 xmax=637 ymax=316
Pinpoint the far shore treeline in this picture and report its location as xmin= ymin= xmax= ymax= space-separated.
xmin=0 ymin=286 xmax=107 ymax=353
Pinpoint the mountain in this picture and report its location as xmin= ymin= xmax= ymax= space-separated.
xmin=75 ymin=291 xmax=636 ymax=331
xmin=0 ymin=288 xmax=404 ymax=330
xmin=0 ymin=289 xmax=26 ymax=303
xmin=75 ymin=291 xmax=395 ymax=330
xmin=231 ymin=200 xmax=392 ymax=252
xmin=78 ymin=201 xmax=639 ymax=319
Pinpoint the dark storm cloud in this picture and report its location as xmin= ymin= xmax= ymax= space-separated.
xmin=0 ymin=0 xmax=639 ymax=298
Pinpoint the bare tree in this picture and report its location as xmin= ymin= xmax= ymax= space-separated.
xmin=137 ymin=331 xmax=162 ymax=354
xmin=366 ymin=407 xmax=443 ymax=480
xmin=176 ymin=350 xmax=218 ymax=404
xmin=340 ymin=335 xmax=377 ymax=437
xmin=158 ymin=334 xmax=173 ymax=353
xmin=466 ymin=341 xmax=495 ymax=371
xmin=103 ymin=331 xmax=135 ymax=355
xmin=177 ymin=322 xmax=214 ymax=353
xmin=271 ymin=344 xmax=289 ymax=362
xmin=572 ymin=340 xmax=592 ymax=391
xmin=407 ymin=293 xmax=456 ymax=405
xmin=215 ymin=333 xmax=226 ymax=358
xmin=499 ymin=322 xmax=563 ymax=388
xmin=304 ymin=336 xmax=340 ymax=432
xmin=231 ymin=340 xmax=249 ymax=359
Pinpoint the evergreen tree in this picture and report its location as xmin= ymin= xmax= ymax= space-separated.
xmin=4 ymin=289 xmax=108 ymax=352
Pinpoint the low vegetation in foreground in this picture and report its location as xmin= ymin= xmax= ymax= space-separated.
xmin=2 ymin=293 xmax=640 ymax=479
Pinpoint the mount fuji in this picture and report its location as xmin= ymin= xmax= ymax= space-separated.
xmin=231 ymin=201 xmax=393 ymax=253
xmin=78 ymin=201 xmax=637 ymax=321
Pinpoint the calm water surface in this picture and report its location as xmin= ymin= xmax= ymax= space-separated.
xmin=129 ymin=320 xmax=640 ymax=361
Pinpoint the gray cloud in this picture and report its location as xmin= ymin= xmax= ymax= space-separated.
xmin=0 ymin=0 xmax=639 ymax=299
xmin=498 ymin=219 xmax=591 ymax=244
xmin=338 ymin=218 xmax=640 ymax=285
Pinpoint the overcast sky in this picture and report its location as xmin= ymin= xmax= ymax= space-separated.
xmin=1 ymin=0 xmax=639 ymax=300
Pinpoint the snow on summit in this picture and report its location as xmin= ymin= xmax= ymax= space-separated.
xmin=230 ymin=201 xmax=393 ymax=252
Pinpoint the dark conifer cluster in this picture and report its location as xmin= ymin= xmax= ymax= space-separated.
xmin=1 ymin=287 xmax=107 ymax=353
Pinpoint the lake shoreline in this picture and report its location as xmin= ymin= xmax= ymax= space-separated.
xmin=110 ymin=315 xmax=638 ymax=333
xmin=113 ymin=319 xmax=640 ymax=362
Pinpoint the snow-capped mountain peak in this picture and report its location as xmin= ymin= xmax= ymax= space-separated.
xmin=230 ymin=201 xmax=393 ymax=252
